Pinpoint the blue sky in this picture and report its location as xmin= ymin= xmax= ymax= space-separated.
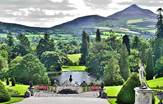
xmin=0 ymin=0 xmax=162 ymax=27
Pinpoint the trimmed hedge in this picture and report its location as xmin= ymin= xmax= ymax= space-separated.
xmin=117 ymin=73 xmax=140 ymax=104
xmin=0 ymin=81 xmax=10 ymax=102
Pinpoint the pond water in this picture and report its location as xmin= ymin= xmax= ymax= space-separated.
xmin=55 ymin=71 xmax=97 ymax=85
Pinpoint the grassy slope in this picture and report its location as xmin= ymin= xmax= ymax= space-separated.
xmin=0 ymin=83 xmax=28 ymax=104
xmin=6 ymin=84 xmax=29 ymax=96
xmin=67 ymin=54 xmax=81 ymax=63
xmin=104 ymin=86 xmax=122 ymax=97
xmin=64 ymin=54 xmax=87 ymax=72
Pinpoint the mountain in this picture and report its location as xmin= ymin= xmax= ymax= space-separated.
xmin=0 ymin=22 xmax=48 ymax=33
xmin=0 ymin=4 xmax=158 ymax=37
xmin=51 ymin=4 xmax=157 ymax=36
xmin=108 ymin=4 xmax=156 ymax=20
xmin=51 ymin=15 xmax=106 ymax=34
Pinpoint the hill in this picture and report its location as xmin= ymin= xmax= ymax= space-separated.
xmin=0 ymin=4 xmax=158 ymax=37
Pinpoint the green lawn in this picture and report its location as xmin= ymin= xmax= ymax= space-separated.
xmin=0 ymin=97 xmax=24 ymax=104
xmin=104 ymin=86 xmax=122 ymax=97
xmin=67 ymin=54 xmax=81 ymax=63
xmin=105 ymin=77 xmax=163 ymax=104
xmin=5 ymin=84 xmax=29 ymax=96
xmin=62 ymin=65 xmax=86 ymax=72
xmin=147 ymin=77 xmax=163 ymax=88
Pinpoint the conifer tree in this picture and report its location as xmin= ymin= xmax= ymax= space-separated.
xmin=80 ymin=31 xmax=89 ymax=65
xmin=96 ymin=29 xmax=101 ymax=42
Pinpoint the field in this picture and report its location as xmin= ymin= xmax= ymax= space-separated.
xmin=127 ymin=19 xmax=144 ymax=24
xmin=62 ymin=66 xmax=86 ymax=72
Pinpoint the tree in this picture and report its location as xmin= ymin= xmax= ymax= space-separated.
xmin=104 ymin=56 xmax=124 ymax=86
xmin=7 ymin=33 xmax=14 ymax=47
xmin=96 ymin=29 xmax=101 ymax=42
xmin=87 ymin=42 xmax=110 ymax=79
xmin=7 ymin=33 xmax=14 ymax=63
xmin=8 ymin=54 xmax=49 ymax=85
xmin=40 ymin=51 xmax=71 ymax=71
xmin=128 ymin=49 xmax=141 ymax=72
xmin=122 ymin=35 xmax=130 ymax=54
xmin=156 ymin=8 xmax=163 ymax=39
xmin=80 ymin=31 xmax=89 ymax=65
xmin=17 ymin=34 xmax=31 ymax=51
xmin=132 ymin=36 xmax=140 ymax=49
xmin=145 ymin=48 xmax=155 ymax=80
xmin=119 ymin=45 xmax=130 ymax=80
xmin=10 ymin=45 xmax=29 ymax=59
xmin=36 ymin=33 xmax=55 ymax=58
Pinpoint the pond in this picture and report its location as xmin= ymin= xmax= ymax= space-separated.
xmin=54 ymin=71 xmax=98 ymax=85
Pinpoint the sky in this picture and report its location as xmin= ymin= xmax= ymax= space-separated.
xmin=0 ymin=0 xmax=162 ymax=27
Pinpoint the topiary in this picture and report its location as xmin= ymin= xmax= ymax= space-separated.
xmin=0 ymin=81 xmax=10 ymax=102
xmin=117 ymin=73 xmax=140 ymax=104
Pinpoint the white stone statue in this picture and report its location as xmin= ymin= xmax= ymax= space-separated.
xmin=138 ymin=63 xmax=148 ymax=89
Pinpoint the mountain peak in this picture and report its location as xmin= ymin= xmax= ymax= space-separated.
xmin=108 ymin=4 xmax=156 ymax=19
xmin=124 ymin=4 xmax=143 ymax=12
xmin=130 ymin=4 xmax=139 ymax=8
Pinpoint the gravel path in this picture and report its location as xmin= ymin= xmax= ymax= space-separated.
xmin=16 ymin=97 xmax=109 ymax=104
xmin=33 ymin=91 xmax=99 ymax=98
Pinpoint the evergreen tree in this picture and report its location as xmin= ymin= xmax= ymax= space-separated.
xmin=122 ymin=35 xmax=130 ymax=54
xmin=96 ymin=29 xmax=101 ymax=42
xmin=80 ymin=31 xmax=89 ymax=65
xmin=36 ymin=33 xmax=55 ymax=58
xmin=132 ymin=36 xmax=140 ymax=49
xmin=7 ymin=33 xmax=14 ymax=64
xmin=17 ymin=34 xmax=30 ymax=50
xmin=7 ymin=33 xmax=14 ymax=47
xmin=156 ymin=8 xmax=163 ymax=39
xmin=119 ymin=44 xmax=130 ymax=80
xmin=145 ymin=48 xmax=154 ymax=80
xmin=9 ymin=34 xmax=31 ymax=59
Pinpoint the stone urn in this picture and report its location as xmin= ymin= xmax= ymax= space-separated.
xmin=156 ymin=91 xmax=163 ymax=104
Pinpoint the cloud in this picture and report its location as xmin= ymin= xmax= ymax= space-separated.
xmin=83 ymin=0 xmax=112 ymax=9
xmin=0 ymin=0 xmax=76 ymax=11
xmin=119 ymin=0 xmax=163 ymax=7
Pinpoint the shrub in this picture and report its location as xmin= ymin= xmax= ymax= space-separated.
xmin=0 ymin=81 xmax=10 ymax=102
xmin=117 ymin=73 xmax=140 ymax=104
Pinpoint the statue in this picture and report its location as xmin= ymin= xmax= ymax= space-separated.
xmin=138 ymin=63 xmax=148 ymax=89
